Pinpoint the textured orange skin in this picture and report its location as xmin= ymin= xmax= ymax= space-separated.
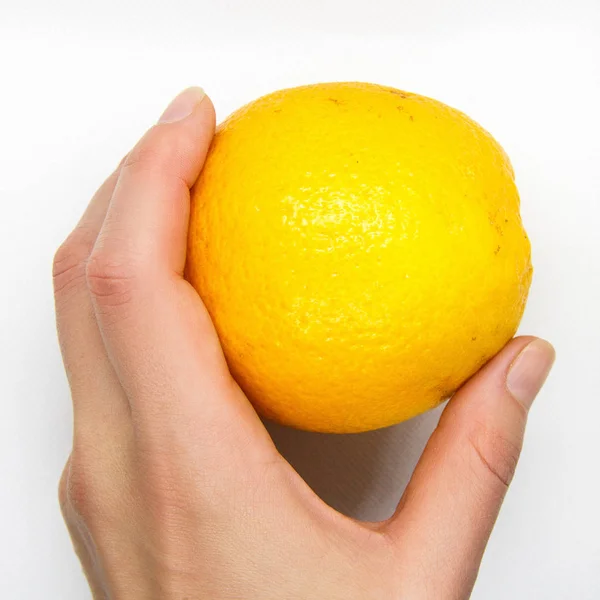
xmin=186 ymin=82 xmax=532 ymax=433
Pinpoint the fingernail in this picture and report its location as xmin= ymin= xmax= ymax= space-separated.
xmin=506 ymin=339 xmax=556 ymax=410
xmin=158 ymin=87 xmax=206 ymax=124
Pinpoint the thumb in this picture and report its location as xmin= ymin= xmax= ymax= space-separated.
xmin=384 ymin=336 xmax=555 ymax=598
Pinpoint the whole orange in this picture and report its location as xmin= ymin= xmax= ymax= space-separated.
xmin=186 ymin=82 xmax=532 ymax=433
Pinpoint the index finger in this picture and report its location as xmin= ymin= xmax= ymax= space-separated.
xmin=86 ymin=88 xmax=274 ymax=460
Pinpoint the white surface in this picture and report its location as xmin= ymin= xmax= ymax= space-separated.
xmin=1 ymin=1 xmax=600 ymax=598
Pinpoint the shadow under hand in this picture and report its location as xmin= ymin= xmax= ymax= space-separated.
xmin=265 ymin=403 xmax=445 ymax=522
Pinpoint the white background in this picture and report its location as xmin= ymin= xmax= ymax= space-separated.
xmin=1 ymin=0 xmax=599 ymax=598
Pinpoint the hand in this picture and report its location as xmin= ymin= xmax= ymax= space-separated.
xmin=53 ymin=87 xmax=555 ymax=600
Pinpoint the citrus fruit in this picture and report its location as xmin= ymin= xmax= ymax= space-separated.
xmin=186 ymin=82 xmax=532 ymax=433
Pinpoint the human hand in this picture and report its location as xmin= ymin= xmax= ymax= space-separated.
xmin=53 ymin=87 xmax=555 ymax=600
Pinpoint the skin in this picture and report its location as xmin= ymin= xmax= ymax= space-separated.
xmin=53 ymin=88 xmax=555 ymax=600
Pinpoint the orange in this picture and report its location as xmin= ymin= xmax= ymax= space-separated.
xmin=186 ymin=82 xmax=532 ymax=433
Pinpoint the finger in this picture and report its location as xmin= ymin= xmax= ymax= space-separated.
xmin=86 ymin=88 xmax=275 ymax=461
xmin=53 ymin=156 xmax=129 ymax=430
xmin=385 ymin=336 xmax=555 ymax=598
xmin=93 ymin=88 xmax=215 ymax=277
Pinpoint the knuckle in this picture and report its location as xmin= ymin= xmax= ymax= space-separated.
xmin=85 ymin=250 xmax=136 ymax=307
xmin=52 ymin=228 xmax=96 ymax=296
xmin=60 ymin=450 xmax=95 ymax=519
xmin=468 ymin=421 xmax=523 ymax=489
xmin=58 ymin=457 xmax=71 ymax=514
